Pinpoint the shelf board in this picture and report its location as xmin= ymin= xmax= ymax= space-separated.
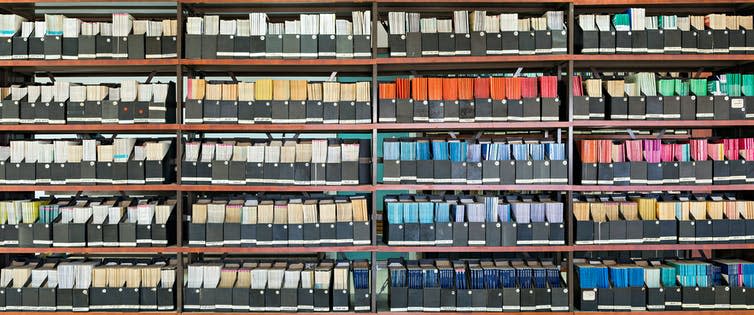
xmin=572 ymin=120 xmax=754 ymax=128
xmin=0 ymin=124 xmax=180 ymax=133
xmin=181 ymin=123 xmax=374 ymax=132
xmin=182 ymin=246 xmax=373 ymax=253
xmin=376 ymin=313 xmax=571 ymax=315
xmin=3 ymin=184 xmax=752 ymax=192
xmin=377 ymin=245 xmax=572 ymax=252
xmin=0 ymin=313 xmax=176 ymax=315
xmin=572 ymin=311 xmax=754 ymax=315
xmin=572 ymin=184 xmax=754 ymax=192
xmin=572 ymin=54 xmax=754 ymax=61
xmin=0 ymin=0 xmax=171 ymax=2
xmin=377 ymin=55 xmax=568 ymax=72
xmin=572 ymin=54 xmax=754 ymax=70
xmin=0 ymin=184 xmax=180 ymax=192
xmin=376 ymin=184 xmax=570 ymax=191
xmin=181 ymin=0 xmax=369 ymax=3
xmin=574 ymin=243 xmax=754 ymax=251
xmin=378 ymin=122 xmax=569 ymax=131
xmin=190 ymin=313 xmax=372 ymax=315
xmin=0 ymin=59 xmax=180 ymax=74
xmin=0 ymin=247 xmax=181 ymax=254
xmin=573 ymin=0 xmax=753 ymax=4
xmin=180 ymin=185 xmax=375 ymax=192
xmin=378 ymin=0 xmax=570 ymax=2
xmin=181 ymin=58 xmax=373 ymax=73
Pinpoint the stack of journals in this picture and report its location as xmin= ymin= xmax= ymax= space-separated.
xmin=378 ymin=76 xmax=560 ymax=123
xmin=577 ymin=258 xmax=754 ymax=311
xmin=384 ymin=194 xmax=564 ymax=246
xmin=187 ymin=195 xmax=370 ymax=247
xmin=0 ymin=196 xmax=176 ymax=248
xmin=181 ymin=139 xmax=369 ymax=186
xmin=388 ymin=258 xmax=566 ymax=312
xmin=577 ymin=9 xmax=754 ymax=54
xmin=572 ymin=72 xmax=754 ymax=120
xmin=387 ymin=10 xmax=566 ymax=57
xmin=184 ymin=78 xmax=370 ymax=124
xmin=0 ymin=258 xmax=176 ymax=311
xmin=0 ymin=138 xmax=173 ymax=185
xmin=184 ymin=259 xmax=370 ymax=312
xmin=0 ymin=81 xmax=176 ymax=124
xmin=185 ymin=12 xmax=372 ymax=59
xmin=578 ymin=137 xmax=754 ymax=185
xmin=382 ymin=138 xmax=567 ymax=185
xmin=0 ymin=14 xmax=177 ymax=60
xmin=574 ymin=193 xmax=754 ymax=244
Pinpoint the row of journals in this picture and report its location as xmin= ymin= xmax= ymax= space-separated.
xmin=577 ymin=10 xmax=754 ymax=54
xmin=377 ymin=76 xmax=561 ymax=123
xmin=185 ymin=12 xmax=372 ymax=59
xmin=0 ymin=139 xmax=173 ymax=185
xmin=0 ymin=258 xmax=176 ymax=311
xmin=572 ymin=73 xmax=754 ymax=120
xmin=184 ymin=79 xmax=371 ymax=124
xmin=388 ymin=258 xmax=567 ymax=312
xmin=181 ymin=140 xmax=370 ymax=186
xmin=184 ymin=260 xmax=370 ymax=312
xmin=383 ymin=139 xmax=567 ymax=184
xmin=0 ymin=81 xmax=176 ymax=124
xmin=387 ymin=11 xmax=566 ymax=57
xmin=574 ymin=194 xmax=754 ymax=244
xmin=187 ymin=196 xmax=370 ymax=247
xmin=578 ymin=138 xmax=754 ymax=185
xmin=0 ymin=14 xmax=177 ymax=60
xmin=576 ymin=258 xmax=754 ymax=311
xmin=0 ymin=197 xmax=175 ymax=247
xmin=384 ymin=194 xmax=564 ymax=246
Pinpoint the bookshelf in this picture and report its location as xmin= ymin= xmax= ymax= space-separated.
xmin=0 ymin=0 xmax=749 ymax=314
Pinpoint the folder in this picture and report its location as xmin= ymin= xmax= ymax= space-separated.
xmin=11 ymin=37 xmax=27 ymax=60
xmin=487 ymin=34 xmax=503 ymax=55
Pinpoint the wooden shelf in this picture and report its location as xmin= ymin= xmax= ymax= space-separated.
xmin=572 ymin=311 xmax=754 ymax=315
xmin=375 ymin=313 xmax=571 ymax=315
xmin=572 ymin=184 xmax=754 ymax=192
xmin=377 ymin=245 xmax=571 ymax=252
xmin=181 ymin=58 xmax=373 ymax=73
xmin=574 ymin=243 xmax=754 ymax=251
xmin=376 ymin=184 xmax=571 ymax=191
xmin=3 ymin=184 xmax=753 ymax=192
xmin=0 ymin=59 xmax=178 ymax=66
xmin=0 ymin=245 xmax=578 ymax=254
xmin=0 ymin=59 xmax=180 ymax=74
xmin=182 ymin=246 xmax=373 ymax=253
xmin=572 ymin=120 xmax=754 ymax=128
xmin=378 ymin=122 xmax=569 ymax=131
xmin=178 ymin=0 xmax=745 ymax=3
xmin=188 ymin=313 xmax=372 ymax=315
xmin=573 ymin=0 xmax=753 ymax=5
xmin=0 ymin=1 xmax=750 ymax=313
xmin=0 ymin=313 xmax=176 ymax=315
xmin=181 ymin=0 xmax=370 ymax=3
xmin=572 ymin=54 xmax=754 ymax=70
xmin=181 ymin=123 xmax=374 ymax=132
xmin=180 ymin=185 xmax=375 ymax=192
xmin=0 ymin=124 xmax=180 ymax=133
xmin=2 ymin=120 xmax=751 ymax=132
xmin=572 ymin=54 xmax=754 ymax=61
xmin=376 ymin=55 xmax=568 ymax=65
xmin=378 ymin=0 xmax=570 ymax=2
xmin=0 ymin=184 xmax=180 ymax=192
xmin=0 ymin=0 xmax=171 ymax=2
xmin=0 ymin=247 xmax=181 ymax=253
